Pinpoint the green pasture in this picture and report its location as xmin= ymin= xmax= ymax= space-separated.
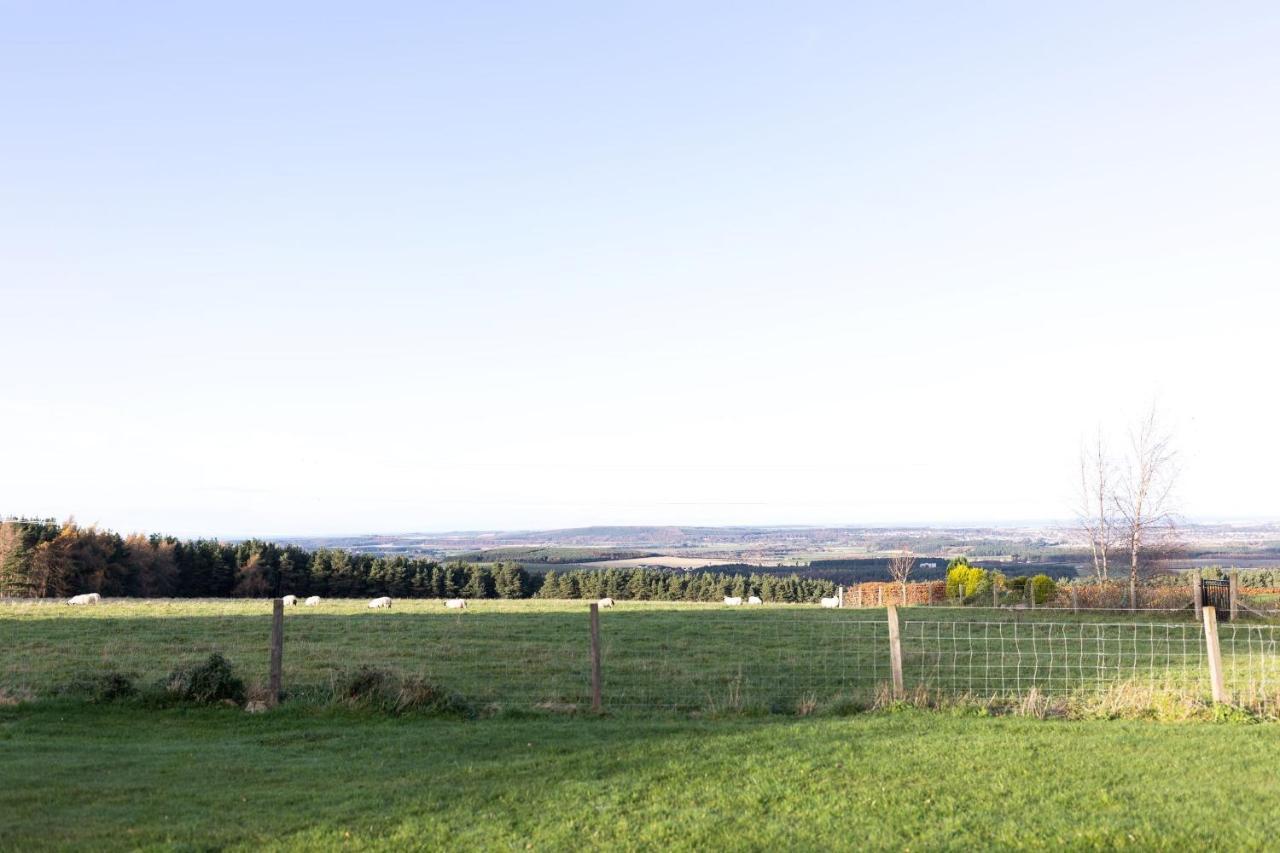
xmin=2 ymin=599 xmax=1276 ymax=712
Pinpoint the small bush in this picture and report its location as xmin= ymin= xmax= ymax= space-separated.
xmin=945 ymin=561 xmax=987 ymax=601
xmin=57 ymin=672 xmax=138 ymax=703
xmin=330 ymin=666 xmax=472 ymax=716
xmin=165 ymin=654 xmax=246 ymax=705
xmin=1030 ymin=575 xmax=1057 ymax=605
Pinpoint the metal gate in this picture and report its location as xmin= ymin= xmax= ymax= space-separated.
xmin=1202 ymin=579 xmax=1231 ymax=618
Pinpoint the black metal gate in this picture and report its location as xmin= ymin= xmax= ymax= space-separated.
xmin=1201 ymin=579 xmax=1231 ymax=618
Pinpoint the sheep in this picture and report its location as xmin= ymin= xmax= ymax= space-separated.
xmin=747 ymin=595 xmax=763 ymax=605
xmin=281 ymin=594 xmax=298 ymax=606
xmin=444 ymin=598 xmax=467 ymax=609
xmin=66 ymin=593 xmax=100 ymax=605
xmin=304 ymin=595 xmax=321 ymax=606
xmin=597 ymin=597 xmax=615 ymax=608
xmin=723 ymin=596 xmax=743 ymax=606
xmin=820 ymin=596 xmax=841 ymax=608
xmin=368 ymin=596 xmax=393 ymax=609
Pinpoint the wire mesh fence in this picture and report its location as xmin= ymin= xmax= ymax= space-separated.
xmin=3 ymin=598 xmax=1280 ymax=714
xmin=904 ymin=620 xmax=1209 ymax=697
xmin=1220 ymin=623 xmax=1280 ymax=713
xmin=599 ymin=611 xmax=887 ymax=711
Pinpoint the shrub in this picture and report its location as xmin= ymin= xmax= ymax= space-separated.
xmin=1030 ymin=574 xmax=1057 ymax=605
xmin=945 ymin=560 xmax=987 ymax=601
xmin=165 ymin=653 xmax=246 ymax=705
xmin=330 ymin=666 xmax=472 ymax=716
xmin=58 ymin=672 xmax=138 ymax=703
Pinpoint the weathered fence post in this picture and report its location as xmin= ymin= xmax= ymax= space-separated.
xmin=589 ymin=602 xmax=603 ymax=713
xmin=992 ymin=580 xmax=999 ymax=609
xmin=1070 ymin=584 xmax=1078 ymax=614
xmin=1191 ymin=572 xmax=1203 ymax=620
xmin=856 ymin=585 xmax=863 ymax=608
xmin=1203 ymin=605 xmax=1225 ymax=703
xmin=877 ymin=585 xmax=883 ymax=607
xmin=1229 ymin=569 xmax=1239 ymax=621
xmin=838 ymin=585 xmax=844 ymax=607
xmin=1027 ymin=580 xmax=1035 ymax=610
xmin=268 ymin=598 xmax=284 ymax=706
xmin=886 ymin=605 xmax=904 ymax=699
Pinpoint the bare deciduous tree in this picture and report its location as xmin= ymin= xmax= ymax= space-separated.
xmin=888 ymin=550 xmax=916 ymax=603
xmin=1077 ymin=427 xmax=1117 ymax=582
xmin=1113 ymin=406 xmax=1179 ymax=610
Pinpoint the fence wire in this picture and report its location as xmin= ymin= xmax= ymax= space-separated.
xmin=4 ymin=599 xmax=1280 ymax=714
xmin=1220 ymin=623 xmax=1280 ymax=712
xmin=904 ymin=620 xmax=1208 ymax=697
xmin=600 ymin=612 xmax=887 ymax=711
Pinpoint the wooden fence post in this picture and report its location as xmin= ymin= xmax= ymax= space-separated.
xmin=1027 ymin=580 xmax=1035 ymax=610
xmin=838 ymin=586 xmax=844 ymax=608
xmin=1191 ymin=572 xmax=1203 ymax=621
xmin=992 ymin=580 xmax=999 ymax=609
xmin=268 ymin=598 xmax=284 ymax=706
xmin=1203 ymin=605 xmax=1225 ymax=703
xmin=1070 ymin=584 xmax=1078 ymax=614
xmin=1229 ymin=570 xmax=1239 ymax=622
xmin=856 ymin=585 xmax=863 ymax=608
xmin=589 ymin=602 xmax=603 ymax=713
xmin=877 ymin=586 xmax=883 ymax=607
xmin=886 ymin=605 xmax=904 ymax=699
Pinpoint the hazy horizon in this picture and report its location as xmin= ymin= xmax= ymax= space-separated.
xmin=4 ymin=2 xmax=1279 ymax=537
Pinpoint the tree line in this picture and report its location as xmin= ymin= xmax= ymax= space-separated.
xmin=536 ymin=568 xmax=835 ymax=602
xmin=0 ymin=518 xmax=835 ymax=602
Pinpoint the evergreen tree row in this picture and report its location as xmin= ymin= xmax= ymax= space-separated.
xmin=537 ymin=567 xmax=836 ymax=603
xmin=0 ymin=518 xmax=836 ymax=602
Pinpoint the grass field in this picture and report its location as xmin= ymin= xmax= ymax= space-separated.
xmin=3 ymin=703 xmax=1280 ymax=850
xmin=4 ymin=598 xmax=1278 ymax=714
xmin=4 ymin=600 xmax=1280 ymax=850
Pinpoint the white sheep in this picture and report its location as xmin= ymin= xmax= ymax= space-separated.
xmin=66 ymin=593 xmax=100 ymax=605
xmin=597 ymin=597 xmax=614 ymax=608
xmin=820 ymin=596 xmax=841 ymax=608
xmin=368 ymin=596 xmax=393 ymax=609
xmin=723 ymin=596 xmax=743 ymax=606
xmin=747 ymin=595 xmax=763 ymax=605
xmin=444 ymin=598 xmax=467 ymax=609
xmin=281 ymin=594 xmax=298 ymax=606
xmin=304 ymin=595 xmax=321 ymax=606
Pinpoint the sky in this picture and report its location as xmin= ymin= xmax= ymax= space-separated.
xmin=2 ymin=2 xmax=1278 ymax=537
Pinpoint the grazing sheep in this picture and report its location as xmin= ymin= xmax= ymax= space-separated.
xmin=66 ymin=593 xmax=100 ymax=605
xmin=747 ymin=595 xmax=763 ymax=605
xmin=368 ymin=596 xmax=393 ymax=609
xmin=444 ymin=598 xmax=467 ymax=609
xmin=820 ymin=596 xmax=841 ymax=608
xmin=597 ymin=597 xmax=614 ymax=608
xmin=304 ymin=595 xmax=321 ymax=606
xmin=281 ymin=595 xmax=298 ymax=606
xmin=723 ymin=596 xmax=743 ymax=606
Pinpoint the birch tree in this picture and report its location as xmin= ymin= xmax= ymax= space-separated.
xmin=1113 ymin=406 xmax=1178 ymax=610
xmin=1077 ymin=427 xmax=1116 ymax=582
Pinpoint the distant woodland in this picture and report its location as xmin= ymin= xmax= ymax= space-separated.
xmin=0 ymin=519 xmax=836 ymax=602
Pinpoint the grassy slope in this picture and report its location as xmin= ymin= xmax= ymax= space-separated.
xmin=2 ymin=705 xmax=1279 ymax=851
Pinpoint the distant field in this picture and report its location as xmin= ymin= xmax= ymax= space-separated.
xmin=579 ymin=555 xmax=745 ymax=569
xmin=3 ymin=705 xmax=1280 ymax=850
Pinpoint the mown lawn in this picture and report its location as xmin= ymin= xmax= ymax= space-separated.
xmin=2 ymin=704 xmax=1279 ymax=850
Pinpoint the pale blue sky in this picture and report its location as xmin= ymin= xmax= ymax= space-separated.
xmin=2 ymin=2 xmax=1278 ymax=536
